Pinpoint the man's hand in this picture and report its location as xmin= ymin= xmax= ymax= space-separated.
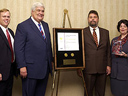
xmin=106 ymin=66 xmax=111 ymax=75
xmin=77 ymin=69 xmax=82 ymax=77
xmin=0 ymin=73 xmax=2 ymax=81
xmin=20 ymin=67 xmax=27 ymax=78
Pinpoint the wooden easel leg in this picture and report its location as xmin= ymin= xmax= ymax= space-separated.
xmin=56 ymin=70 xmax=60 ymax=96
xmin=81 ymin=69 xmax=88 ymax=96
xmin=51 ymin=71 xmax=57 ymax=96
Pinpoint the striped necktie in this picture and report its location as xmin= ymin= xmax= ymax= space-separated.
xmin=38 ymin=23 xmax=46 ymax=40
xmin=93 ymin=29 xmax=98 ymax=47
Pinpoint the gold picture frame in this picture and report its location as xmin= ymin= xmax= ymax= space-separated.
xmin=53 ymin=28 xmax=85 ymax=70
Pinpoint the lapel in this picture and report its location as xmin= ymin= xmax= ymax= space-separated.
xmin=87 ymin=27 xmax=103 ymax=48
xmin=98 ymin=27 xmax=103 ymax=47
xmin=8 ymin=28 xmax=14 ymax=38
xmin=86 ymin=27 xmax=96 ymax=45
xmin=0 ymin=27 xmax=10 ymax=49
xmin=28 ymin=18 xmax=46 ymax=43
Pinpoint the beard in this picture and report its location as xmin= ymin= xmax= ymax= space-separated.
xmin=88 ymin=21 xmax=98 ymax=27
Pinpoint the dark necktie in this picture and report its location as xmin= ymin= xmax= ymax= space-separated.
xmin=38 ymin=23 xmax=46 ymax=40
xmin=93 ymin=29 xmax=98 ymax=47
xmin=6 ymin=29 xmax=14 ymax=63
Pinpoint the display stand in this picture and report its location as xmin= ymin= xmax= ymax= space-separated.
xmin=51 ymin=9 xmax=88 ymax=96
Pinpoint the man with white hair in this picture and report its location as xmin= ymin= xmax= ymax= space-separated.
xmin=14 ymin=2 xmax=53 ymax=96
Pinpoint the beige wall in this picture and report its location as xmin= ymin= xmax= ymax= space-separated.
xmin=1 ymin=0 xmax=128 ymax=40
xmin=0 ymin=0 xmax=128 ymax=96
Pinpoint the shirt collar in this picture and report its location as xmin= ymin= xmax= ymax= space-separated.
xmin=89 ymin=26 xmax=99 ymax=31
xmin=0 ymin=24 xmax=8 ymax=31
xmin=31 ymin=16 xmax=42 ymax=26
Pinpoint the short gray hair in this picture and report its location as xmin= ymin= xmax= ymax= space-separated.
xmin=31 ymin=2 xmax=45 ymax=11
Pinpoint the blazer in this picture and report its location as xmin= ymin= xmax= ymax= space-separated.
xmin=111 ymin=36 xmax=128 ymax=80
xmin=0 ymin=27 xmax=17 ymax=80
xmin=84 ymin=27 xmax=111 ymax=74
xmin=14 ymin=17 xmax=52 ymax=79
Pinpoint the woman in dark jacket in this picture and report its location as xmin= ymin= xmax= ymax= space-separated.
xmin=111 ymin=19 xmax=128 ymax=96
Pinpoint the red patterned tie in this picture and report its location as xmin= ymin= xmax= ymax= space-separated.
xmin=6 ymin=29 xmax=14 ymax=63
xmin=93 ymin=29 xmax=98 ymax=47
xmin=38 ymin=24 xmax=46 ymax=40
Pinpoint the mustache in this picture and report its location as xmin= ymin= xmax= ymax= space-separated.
xmin=90 ymin=21 xmax=96 ymax=23
xmin=88 ymin=21 xmax=97 ymax=27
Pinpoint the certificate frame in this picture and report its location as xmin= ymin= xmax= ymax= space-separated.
xmin=53 ymin=28 xmax=85 ymax=70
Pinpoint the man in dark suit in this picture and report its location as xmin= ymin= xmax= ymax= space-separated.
xmin=0 ymin=8 xmax=17 ymax=96
xmin=14 ymin=2 xmax=53 ymax=96
xmin=78 ymin=10 xmax=111 ymax=96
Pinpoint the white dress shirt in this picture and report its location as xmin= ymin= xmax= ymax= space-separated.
xmin=31 ymin=16 xmax=46 ymax=37
xmin=0 ymin=24 xmax=15 ymax=62
xmin=0 ymin=24 xmax=14 ymax=49
xmin=89 ymin=26 xmax=100 ymax=44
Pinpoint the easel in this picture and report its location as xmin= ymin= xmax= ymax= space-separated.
xmin=51 ymin=9 xmax=88 ymax=96
xmin=62 ymin=9 xmax=72 ymax=28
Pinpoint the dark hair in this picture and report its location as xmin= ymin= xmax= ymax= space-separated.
xmin=88 ymin=10 xmax=99 ymax=18
xmin=117 ymin=19 xmax=128 ymax=32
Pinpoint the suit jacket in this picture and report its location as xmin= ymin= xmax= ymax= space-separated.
xmin=84 ymin=27 xmax=111 ymax=74
xmin=111 ymin=36 xmax=128 ymax=80
xmin=14 ymin=17 xmax=52 ymax=79
xmin=0 ymin=27 xmax=17 ymax=81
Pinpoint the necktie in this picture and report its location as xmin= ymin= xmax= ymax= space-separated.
xmin=38 ymin=23 xmax=46 ymax=40
xmin=6 ymin=29 xmax=14 ymax=63
xmin=93 ymin=29 xmax=98 ymax=47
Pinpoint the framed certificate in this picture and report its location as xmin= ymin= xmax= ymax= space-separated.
xmin=53 ymin=28 xmax=85 ymax=70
